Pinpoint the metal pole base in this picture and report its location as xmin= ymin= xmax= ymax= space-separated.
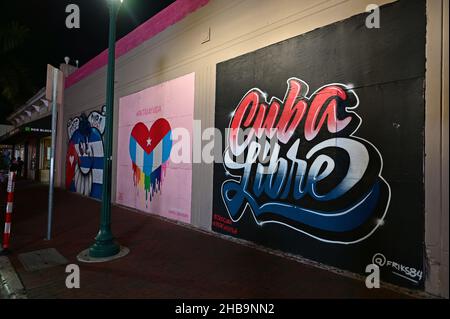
xmin=87 ymin=228 xmax=121 ymax=258
xmin=78 ymin=246 xmax=129 ymax=263
xmin=88 ymin=239 xmax=120 ymax=258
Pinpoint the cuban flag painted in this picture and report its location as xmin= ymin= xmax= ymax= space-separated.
xmin=70 ymin=127 xmax=104 ymax=199
xmin=129 ymin=119 xmax=172 ymax=200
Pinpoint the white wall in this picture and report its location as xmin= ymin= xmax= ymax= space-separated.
xmin=425 ymin=0 xmax=449 ymax=299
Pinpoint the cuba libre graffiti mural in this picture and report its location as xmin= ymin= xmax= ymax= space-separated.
xmin=66 ymin=106 xmax=105 ymax=199
xmin=213 ymin=0 xmax=425 ymax=289
xmin=221 ymin=78 xmax=390 ymax=244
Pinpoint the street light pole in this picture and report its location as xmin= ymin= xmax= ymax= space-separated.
xmin=88 ymin=0 xmax=122 ymax=258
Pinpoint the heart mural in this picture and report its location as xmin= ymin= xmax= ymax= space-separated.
xmin=129 ymin=118 xmax=172 ymax=202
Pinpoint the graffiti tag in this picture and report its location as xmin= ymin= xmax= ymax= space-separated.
xmin=221 ymin=78 xmax=391 ymax=244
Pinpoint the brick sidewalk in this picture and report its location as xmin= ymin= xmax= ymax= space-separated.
xmin=0 ymin=180 xmax=411 ymax=298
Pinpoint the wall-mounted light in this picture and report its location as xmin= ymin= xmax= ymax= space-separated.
xmin=40 ymin=99 xmax=49 ymax=107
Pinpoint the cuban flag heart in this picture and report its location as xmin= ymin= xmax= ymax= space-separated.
xmin=129 ymin=118 xmax=172 ymax=201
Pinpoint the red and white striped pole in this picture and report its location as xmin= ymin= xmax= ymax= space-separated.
xmin=2 ymin=171 xmax=16 ymax=251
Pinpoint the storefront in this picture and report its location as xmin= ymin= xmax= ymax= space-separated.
xmin=38 ymin=136 xmax=52 ymax=183
xmin=0 ymin=121 xmax=51 ymax=181
xmin=0 ymin=88 xmax=52 ymax=182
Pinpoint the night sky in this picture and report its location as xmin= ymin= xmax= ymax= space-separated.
xmin=0 ymin=0 xmax=175 ymax=123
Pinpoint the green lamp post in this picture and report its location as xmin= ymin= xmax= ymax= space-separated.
xmin=88 ymin=0 xmax=123 ymax=258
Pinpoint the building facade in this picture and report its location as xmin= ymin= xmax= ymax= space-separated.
xmin=0 ymin=88 xmax=53 ymax=181
xmin=57 ymin=0 xmax=448 ymax=297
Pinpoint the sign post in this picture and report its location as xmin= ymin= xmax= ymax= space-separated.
xmin=1 ymin=171 xmax=16 ymax=254
xmin=45 ymin=65 xmax=63 ymax=240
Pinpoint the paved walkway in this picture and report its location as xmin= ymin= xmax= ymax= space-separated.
xmin=0 ymin=180 xmax=410 ymax=298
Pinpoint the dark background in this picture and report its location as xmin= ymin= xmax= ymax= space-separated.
xmin=0 ymin=0 xmax=175 ymax=123
xmin=213 ymin=0 xmax=425 ymax=289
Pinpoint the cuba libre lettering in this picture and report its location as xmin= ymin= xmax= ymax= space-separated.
xmin=222 ymin=78 xmax=391 ymax=244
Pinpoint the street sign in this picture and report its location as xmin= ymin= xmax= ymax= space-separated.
xmin=45 ymin=64 xmax=63 ymax=105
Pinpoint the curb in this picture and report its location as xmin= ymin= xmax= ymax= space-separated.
xmin=0 ymin=255 xmax=27 ymax=299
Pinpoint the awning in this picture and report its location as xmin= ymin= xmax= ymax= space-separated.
xmin=0 ymin=115 xmax=52 ymax=145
